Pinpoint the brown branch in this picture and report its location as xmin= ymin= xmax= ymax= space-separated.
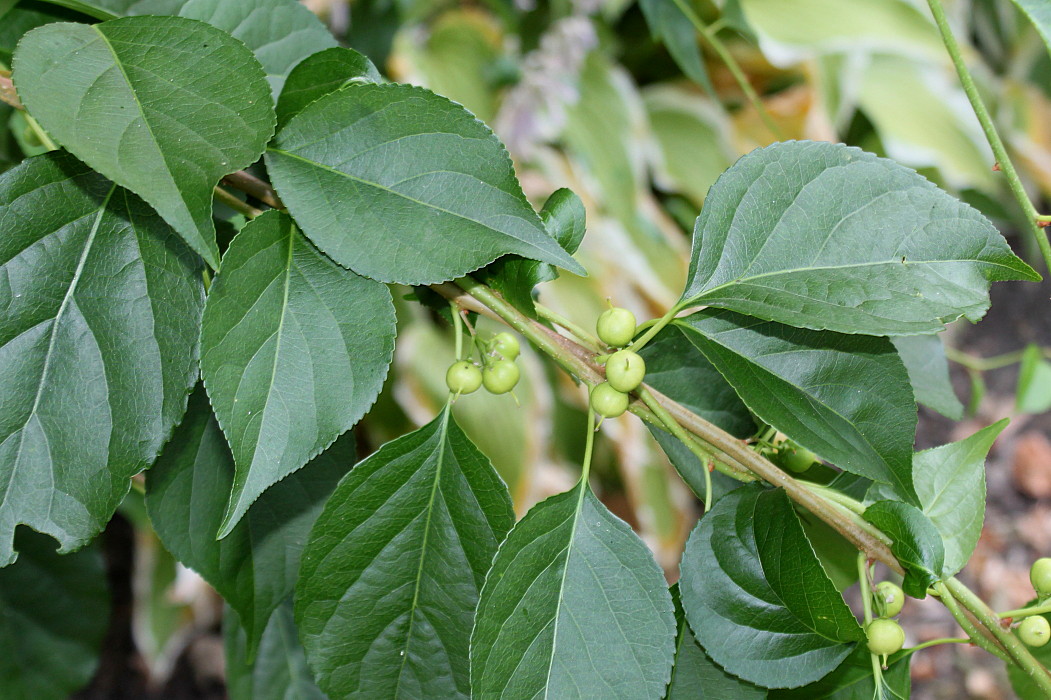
xmin=221 ymin=170 xmax=283 ymax=210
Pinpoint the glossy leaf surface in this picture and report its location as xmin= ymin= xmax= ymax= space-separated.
xmin=863 ymin=500 xmax=944 ymax=598
xmin=276 ymin=46 xmax=381 ymax=129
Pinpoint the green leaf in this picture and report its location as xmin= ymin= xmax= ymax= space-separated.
xmin=0 ymin=4 xmax=81 ymax=63
xmin=769 ymin=645 xmax=912 ymax=699
xmin=265 ymin=82 xmax=585 ymax=284
xmin=479 ymin=187 xmax=588 ymax=317
xmin=0 ymin=152 xmax=203 ymax=566
xmin=13 ymin=16 xmax=276 ymax=267
xmin=200 ymin=211 xmax=394 ymax=535
xmin=29 ymin=0 xmax=187 ymax=20
xmin=638 ymin=324 xmax=756 ymax=438
xmin=666 ymin=584 xmax=767 ymax=699
xmin=1016 ymin=343 xmax=1051 ymax=414
xmin=863 ymin=501 xmax=944 ymax=598
xmin=276 ymin=46 xmax=381 ymax=129
xmin=913 ymin=420 xmax=1006 ymax=577
xmin=680 ymin=485 xmax=861 ymax=689
xmin=1012 ymin=0 xmax=1051 ymax=58
xmin=178 ymin=0 xmax=338 ymax=99
xmin=891 ymin=334 xmax=963 ymax=420
xmin=0 ymin=529 xmax=109 ymax=699
xmin=225 ymin=601 xmax=325 ymax=700
xmin=471 ymin=481 xmax=676 ymax=698
xmin=639 ymin=0 xmax=715 ymax=95
xmin=676 ymin=309 xmax=917 ymax=501
xmin=679 ymin=141 xmax=1038 ymax=335
xmin=145 ymin=386 xmax=354 ymax=658
xmin=296 ymin=406 xmax=514 ymax=699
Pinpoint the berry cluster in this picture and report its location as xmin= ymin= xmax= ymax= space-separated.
xmin=445 ymin=332 xmax=522 ymax=397
xmin=590 ymin=307 xmax=646 ymax=419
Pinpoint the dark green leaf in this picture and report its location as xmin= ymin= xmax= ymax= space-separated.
xmin=472 ymin=481 xmax=676 ymax=698
xmin=480 ymin=187 xmax=588 ymax=317
xmin=224 ymin=601 xmax=325 ymax=700
xmin=0 ymin=152 xmax=203 ymax=565
xmin=28 ymin=0 xmax=186 ymax=19
xmin=913 ymin=420 xmax=1005 ymax=576
xmin=677 ymin=309 xmax=917 ymax=501
xmin=639 ymin=0 xmax=714 ymax=94
xmin=276 ymin=46 xmax=381 ymax=129
xmin=666 ymin=584 xmax=766 ymax=699
xmin=0 ymin=529 xmax=109 ymax=699
xmin=296 ymin=406 xmax=514 ymax=699
xmin=0 ymin=4 xmax=81 ymax=63
xmin=1016 ymin=343 xmax=1051 ymax=414
xmin=179 ymin=0 xmax=338 ymax=99
xmin=638 ymin=324 xmax=756 ymax=438
xmin=891 ymin=334 xmax=963 ymax=420
xmin=769 ymin=645 xmax=911 ymax=699
xmin=146 ymin=386 xmax=354 ymax=658
xmin=863 ymin=501 xmax=944 ymax=598
xmin=680 ymin=141 xmax=1038 ymax=335
xmin=13 ymin=16 xmax=276 ymax=267
xmin=265 ymin=82 xmax=585 ymax=284
xmin=200 ymin=211 xmax=394 ymax=535
xmin=680 ymin=485 xmax=861 ymax=689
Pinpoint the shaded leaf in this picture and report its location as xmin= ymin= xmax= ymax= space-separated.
xmin=0 ymin=529 xmax=108 ymax=699
xmin=266 ymin=82 xmax=585 ymax=284
xmin=863 ymin=501 xmax=944 ymax=598
xmin=224 ymin=601 xmax=325 ymax=700
xmin=200 ymin=211 xmax=394 ymax=535
xmin=640 ymin=0 xmax=714 ymax=94
xmin=679 ymin=141 xmax=1038 ymax=335
xmin=913 ymin=420 xmax=1006 ymax=577
xmin=29 ymin=0 xmax=186 ymax=19
xmin=276 ymin=46 xmax=381 ymax=129
xmin=296 ymin=406 xmax=514 ymax=699
xmin=0 ymin=152 xmax=203 ymax=565
xmin=1012 ymin=0 xmax=1051 ymax=59
xmin=1016 ymin=344 xmax=1051 ymax=414
xmin=471 ymin=482 xmax=676 ymax=698
xmin=680 ymin=485 xmax=860 ymax=689
xmin=677 ymin=309 xmax=917 ymax=501
xmin=13 ymin=16 xmax=276 ymax=267
xmin=891 ymin=334 xmax=963 ymax=420
xmin=179 ymin=0 xmax=338 ymax=99
xmin=145 ymin=386 xmax=354 ymax=658
xmin=769 ymin=645 xmax=911 ymax=699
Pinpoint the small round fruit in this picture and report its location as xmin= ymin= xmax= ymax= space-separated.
xmin=1018 ymin=616 xmax=1051 ymax=648
xmin=591 ymin=382 xmax=629 ymax=418
xmin=596 ymin=307 xmax=636 ymax=347
xmin=1031 ymin=558 xmax=1051 ymax=598
xmin=866 ymin=619 xmax=905 ymax=656
xmin=780 ymin=445 xmax=817 ymax=473
xmin=446 ymin=361 xmax=482 ymax=395
xmin=605 ymin=350 xmax=646 ymax=393
xmin=491 ymin=332 xmax=520 ymax=361
xmin=875 ymin=581 xmax=905 ymax=618
xmin=483 ymin=359 xmax=520 ymax=394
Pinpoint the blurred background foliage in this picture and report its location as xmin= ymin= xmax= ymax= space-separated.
xmin=5 ymin=0 xmax=1051 ymax=695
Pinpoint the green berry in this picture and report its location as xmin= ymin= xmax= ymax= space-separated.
xmin=780 ymin=445 xmax=817 ymax=474
xmin=866 ymin=618 xmax=905 ymax=656
xmin=483 ymin=359 xmax=520 ymax=394
xmin=596 ymin=307 xmax=636 ymax=347
xmin=1031 ymin=558 xmax=1051 ymax=598
xmin=1018 ymin=615 xmax=1051 ymax=648
xmin=491 ymin=332 xmax=520 ymax=360
xmin=875 ymin=581 xmax=905 ymax=618
xmin=605 ymin=350 xmax=646 ymax=393
xmin=591 ymin=382 xmax=629 ymax=418
xmin=446 ymin=360 xmax=482 ymax=395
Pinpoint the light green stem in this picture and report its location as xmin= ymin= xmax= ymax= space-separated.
xmin=638 ymin=385 xmax=713 ymax=510
xmin=213 ymin=187 xmax=262 ymax=219
xmin=926 ymin=0 xmax=1051 ymax=273
xmin=534 ymin=303 xmax=605 ymax=353
xmin=907 ymin=637 xmax=971 ymax=653
xmin=629 ymin=303 xmax=685 ymax=352
xmin=1000 ymin=601 xmax=1051 ymax=620
xmin=935 ymin=582 xmax=1009 ymax=663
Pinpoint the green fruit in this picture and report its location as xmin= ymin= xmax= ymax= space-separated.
xmin=875 ymin=581 xmax=905 ymax=618
xmin=596 ymin=307 xmax=636 ymax=347
xmin=591 ymin=382 xmax=629 ymax=418
xmin=1018 ymin=615 xmax=1051 ymax=648
xmin=491 ymin=332 xmax=520 ymax=360
xmin=1031 ymin=558 xmax=1051 ymax=598
xmin=780 ymin=445 xmax=817 ymax=474
xmin=605 ymin=350 xmax=646 ymax=393
xmin=446 ymin=360 xmax=482 ymax=395
xmin=483 ymin=359 xmax=520 ymax=394
xmin=866 ymin=618 xmax=905 ymax=656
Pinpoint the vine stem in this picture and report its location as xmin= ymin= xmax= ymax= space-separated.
xmin=935 ymin=582 xmax=1010 ymax=663
xmin=907 ymin=637 xmax=970 ymax=653
xmin=534 ymin=302 xmax=605 ymax=353
xmin=666 ymin=0 xmax=784 ymax=140
xmin=926 ymin=0 xmax=1051 ymax=273
xmin=213 ymin=186 xmax=262 ymax=219
xmin=637 ymin=385 xmax=713 ymax=511
xmin=628 ymin=303 xmax=684 ymax=353
xmin=1000 ymin=601 xmax=1051 ymax=620
xmin=946 ymin=578 xmax=1051 ymax=693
